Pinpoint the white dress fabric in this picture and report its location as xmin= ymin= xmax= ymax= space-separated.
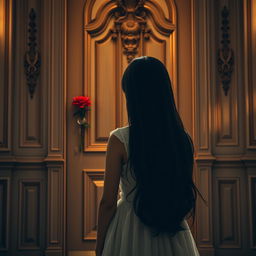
xmin=102 ymin=126 xmax=200 ymax=256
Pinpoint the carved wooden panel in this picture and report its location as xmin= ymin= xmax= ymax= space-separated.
xmin=0 ymin=0 xmax=12 ymax=151
xmin=216 ymin=178 xmax=241 ymax=248
xmin=215 ymin=1 xmax=241 ymax=149
xmin=244 ymin=0 xmax=256 ymax=148
xmin=196 ymin=166 xmax=213 ymax=247
xmin=249 ymin=176 xmax=256 ymax=248
xmin=84 ymin=0 xmax=177 ymax=152
xmin=83 ymin=169 xmax=104 ymax=240
xmin=193 ymin=0 xmax=211 ymax=153
xmin=18 ymin=180 xmax=41 ymax=249
xmin=44 ymin=0 xmax=66 ymax=156
xmin=46 ymin=166 xmax=63 ymax=250
xmin=0 ymin=178 xmax=10 ymax=250
xmin=19 ymin=1 xmax=43 ymax=149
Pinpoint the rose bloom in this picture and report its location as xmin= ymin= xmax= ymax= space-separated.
xmin=72 ymin=96 xmax=91 ymax=108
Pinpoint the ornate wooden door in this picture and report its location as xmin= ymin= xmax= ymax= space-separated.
xmin=67 ymin=0 xmax=194 ymax=255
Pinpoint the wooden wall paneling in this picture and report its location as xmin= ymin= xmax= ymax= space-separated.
xmin=18 ymin=180 xmax=42 ymax=249
xmin=43 ymin=0 xmax=66 ymax=159
xmin=83 ymin=169 xmax=104 ymax=240
xmin=45 ymin=165 xmax=64 ymax=255
xmin=249 ymin=176 xmax=256 ymax=248
xmin=85 ymin=17 xmax=117 ymax=152
xmin=0 ymin=0 xmax=12 ymax=152
xmin=115 ymin=28 xmax=125 ymax=127
xmin=84 ymin=0 xmax=117 ymax=152
xmin=192 ymin=0 xmax=215 ymax=254
xmin=195 ymin=166 xmax=213 ymax=251
xmin=95 ymin=30 xmax=117 ymax=141
xmin=214 ymin=0 xmax=244 ymax=154
xmin=0 ymin=177 xmax=10 ymax=251
xmin=143 ymin=21 xmax=167 ymax=66
xmin=212 ymin=164 xmax=251 ymax=256
xmin=11 ymin=167 xmax=46 ymax=256
xmin=43 ymin=0 xmax=66 ymax=253
xmin=84 ymin=0 xmax=177 ymax=152
xmin=248 ymin=172 xmax=256 ymax=249
xmin=12 ymin=0 xmax=46 ymax=156
xmin=216 ymin=177 xmax=241 ymax=248
xmin=244 ymin=0 xmax=256 ymax=149
xmin=18 ymin=0 xmax=44 ymax=150
xmin=193 ymin=0 xmax=212 ymax=154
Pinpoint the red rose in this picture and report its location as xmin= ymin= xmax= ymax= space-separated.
xmin=72 ymin=96 xmax=91 ymax=109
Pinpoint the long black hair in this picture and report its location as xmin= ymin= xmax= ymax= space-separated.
xmin=122 ymin=56 xmax=200 ymax=236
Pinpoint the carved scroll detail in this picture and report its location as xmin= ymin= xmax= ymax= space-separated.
xmin=24 ymin=8 xmax=41 ymax=99
xmin=111 ymin=0 xmax=150 ymax=63
xmin=217 ymin=6 xmax=234 ymax=96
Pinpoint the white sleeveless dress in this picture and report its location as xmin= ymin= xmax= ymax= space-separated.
xmin=101 ymin=126 xmax=200 ymax=256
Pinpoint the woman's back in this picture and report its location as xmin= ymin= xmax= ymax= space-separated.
xmin=101 ymin=126 xmax=200 ymax=256
xmin=96 ymin=56 xmax=200 ymax=256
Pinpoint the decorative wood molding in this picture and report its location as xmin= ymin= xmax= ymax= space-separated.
xmin=0 ymin=178 xmax=10 ymax=251
xmin=249 ymin=176 xmax=256 ymax=249
xmin=143 ymin=1 xmax=176 ymax=35
xmin=83 ymin=169 xmax=104 ymax=240
xmin=45 ymin=164 xmax=64 ymax=250
xmin=19 ymin=4 xmax=44 ymax=150
xmin=217 ymin=5 xmax=234 ymax=96
xmin=216 ymin=177 xmax=241 ymax=248
xmin=18 ymin=180 xmax=41 ymax=250
xmin=24 ymin=8 xmax=41 ymax=99
xmin=84 ymin=0 xmax=177 ymax=152
xmin=244 ymin=0 xmax=256 ymax=148
xmin=0 ymin=0 xmax=13 ymax=151
xmin=192 ymin=0 xmax=213 ymax=155
xmin=214 ymin=1 xmax=242 ymax=150
xmin=195 ymin=165 xmax=214 ymax=250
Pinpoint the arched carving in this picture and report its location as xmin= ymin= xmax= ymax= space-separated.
xmin=85 ymin=0 xmax=176 ymax=58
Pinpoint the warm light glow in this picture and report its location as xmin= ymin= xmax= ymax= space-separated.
xmin=253 ymin=0 xmax=256 ymax=35
xmin=0 ymin=0 xmax=5 ymax=40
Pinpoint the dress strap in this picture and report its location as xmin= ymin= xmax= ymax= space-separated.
xmin=109 ymin=127 xmax=129 ymax=155
xmin=110 ymin=128 xmax=123 ymax=142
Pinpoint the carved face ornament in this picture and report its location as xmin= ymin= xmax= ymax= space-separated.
xmin=112 ymin=0 xmax=150 ymax=62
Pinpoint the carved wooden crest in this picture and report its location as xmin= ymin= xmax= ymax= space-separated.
xmin=111 ymin=0 xmax=151 ymax=62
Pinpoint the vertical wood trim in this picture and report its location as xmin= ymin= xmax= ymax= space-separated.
xmin=196 ymin=165 xmax=214 ymax=248
xmin=42 ymin=7 xmax=67 ymax=256
xmin=244 ymin=0 xmax=256 ymax=148
xmin=249 ymin=176 xmax=256 ymax=248
xmin=46 ymin=166 xmax=63 ymax=249
xmin=193 ymin=0 xmax=211 ymax=152
xmin=0 ymin=0 xmax=12 ymax=151
xmin=191 ymin=1 xmax=216 ymax=253
xmin=0 ymin=178 xmax=10 ymax=251
xmin=49 ymin=0 xmax=65 ymax=153
xmin=43 ymin=0 xmax=66 ymax=158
